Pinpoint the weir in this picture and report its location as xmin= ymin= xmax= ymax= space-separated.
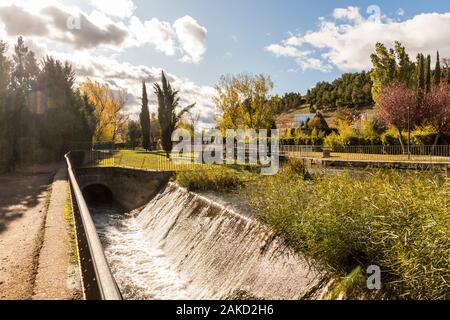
xmin=67 ymin=152 xmax=328 ymax=300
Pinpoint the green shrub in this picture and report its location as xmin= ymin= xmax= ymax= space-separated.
xmin=176 ymin=166 xmax=246 ymax=192
xmin=360 ymin=119 xmax=382 ymax=145
xmin=282 ymin=159 xmax=312 ymax=180
xmin=381 ymin=128 xmax=404 ymax=146
xmin=324 ymin=121 xmax=359 ymax=147
xmin=246 ymin=170 xmax=450 ymax=299
xmin=323 ymin=131 xmax=340 ymax=147
xmin=411 ymin=125 xmax=438 ymax=145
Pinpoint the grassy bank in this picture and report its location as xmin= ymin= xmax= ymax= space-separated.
xmin=175 ymin=165 xmax=254 ymax=192
xmin=246 ymin=165 xmax=449 ymax=299
xmin=65 ymin=185 xmax=78 ymax=264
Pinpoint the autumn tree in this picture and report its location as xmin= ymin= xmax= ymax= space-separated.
xmin=177 ymin=111 xmax=200 ymax=136
xmin=80 ymin=79 xmax=127 ymax=142
xmin=154 ymin=71 xmax=195 ymax=157
xmin=422 ymin=81 xmax=450 ymax=147
xmin=377 ymin=82 xmax=421 ymax=151
xmin=140 ymin=80 xmax=151 ymax=150
xmin=214 ymin=73 xmax=275 ymax=132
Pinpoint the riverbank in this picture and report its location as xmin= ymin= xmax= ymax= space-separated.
xmin=176 ymin=163 xmax=450 ymax=299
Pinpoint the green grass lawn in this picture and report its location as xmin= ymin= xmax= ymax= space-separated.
xmin=94 ymin=149 xmax=212 ymax=171
xmin=93 ymin=148 xmax=450 ymax=174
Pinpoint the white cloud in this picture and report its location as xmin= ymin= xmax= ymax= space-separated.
xmin=265 ymin=44 xmax=332 ymax=72
xmin=266 ymin=7 xmax=450 ymax=72
xmin=126 ymin=15 xmax=208 ymax=63
xmin=127 ymin=16 xmax=177 ymax=56
xmin=265 ymin=44 xmax=308 ymax=58
xmin=45 ymin=51 xmax=216 ymax=128
xmin=0 ymin=2 xmax=208 ymax=63
xmin=173 ymin=16 xmax=207 ymax=64
xmin=295 ymin=57 xmax=332 ymax=73
xmin=0 ymin=1 xmax=214 ymax=126
xmin=89 ymin=0 xmax=136 ymax=18
xmin=332 ymin=6 xmax=363 ymax=23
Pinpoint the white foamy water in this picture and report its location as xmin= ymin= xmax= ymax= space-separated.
xmin=92 ymin=184 xmax=326 ymax=300
xmin=92 ymin=209 xmax=194 ymax=300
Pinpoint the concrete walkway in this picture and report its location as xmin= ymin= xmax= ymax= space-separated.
xmin=32 ymin=167 xmax=81 ymax=300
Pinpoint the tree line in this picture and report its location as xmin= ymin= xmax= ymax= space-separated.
xmin=374 ymin=42 xmax=450 ymax=149
xmin=305 ymin=71 xmax=373 ymax=111
xmin=0 ymin=36 xmax=198 ymax=172
xmin=0 ymin=37 xmax=96 ymax=172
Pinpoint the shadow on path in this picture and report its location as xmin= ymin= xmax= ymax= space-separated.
xmin=0 ymin=165 xmax=58 ymax=234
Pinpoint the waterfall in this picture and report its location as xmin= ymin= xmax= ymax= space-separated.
xmin=93 ymin=183 xmax=327 ymax=300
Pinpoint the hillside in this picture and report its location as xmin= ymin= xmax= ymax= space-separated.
xmin=276 ymin=104 xmax=375 ymax=130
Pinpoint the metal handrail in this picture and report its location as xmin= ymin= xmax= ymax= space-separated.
xmin=65 ymin=152 xmax=122 ymax=300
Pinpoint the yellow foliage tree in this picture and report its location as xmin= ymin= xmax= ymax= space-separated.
xmin=80 ymin=79 xmax=128 ymax=142
xmin=214 ymin=73 xmax=275 ymax=132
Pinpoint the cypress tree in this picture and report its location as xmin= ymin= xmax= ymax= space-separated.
xmin=154 ymin=71 xmax=195 ymax=158
xmin=140 ymin=80 xmax=151 ymax=150
xmin=425 ymin=54 xmax=431 ymax=92
xmin=434 ymin=51 xmax=441 ymax=85
xmin=416 ymin=54 xmax=425 ymax=105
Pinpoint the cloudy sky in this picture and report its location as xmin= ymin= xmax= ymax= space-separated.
xmin=2 ymin=0 xmax=450 ymax=127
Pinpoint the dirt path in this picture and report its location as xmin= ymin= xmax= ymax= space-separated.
xmin=0 ymin=167 xmax=55 ymax=299
xmin=32 ymin=168 xmax=81 ymax=300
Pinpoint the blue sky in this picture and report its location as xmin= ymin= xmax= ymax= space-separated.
xmin=2 ymin=1 xmax=450 ymax=125
xmin=123 ymin=0 xmax=450 ymax=93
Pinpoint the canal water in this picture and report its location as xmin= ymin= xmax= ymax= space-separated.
xmin=92 ymin=208 xmax=194 ymax=299
xmin=91 ymin=184 xmax=325 ymax=300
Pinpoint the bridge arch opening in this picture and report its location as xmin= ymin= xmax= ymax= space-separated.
xmin=82 ymin=184 xmax=114 ymax=207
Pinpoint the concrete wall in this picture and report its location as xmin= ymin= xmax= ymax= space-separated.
xmin=75 ymin=167 xmax=173 ymax=210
